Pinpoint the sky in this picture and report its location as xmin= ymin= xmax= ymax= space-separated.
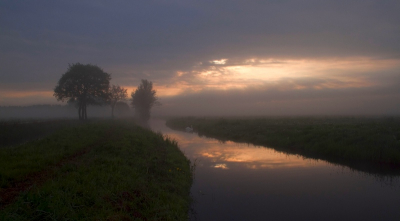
xmin=1 ymin=0 xmax=400 ymax=116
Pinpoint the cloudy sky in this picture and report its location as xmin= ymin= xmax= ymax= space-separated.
xmin=1 ymin=0 xmax=400 ymax=115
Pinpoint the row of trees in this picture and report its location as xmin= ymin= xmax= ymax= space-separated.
xmin=54 ymin=63 xmax=158 ymax=121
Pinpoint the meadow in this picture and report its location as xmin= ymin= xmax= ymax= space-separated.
xmin=166 ymin=116 xmax=400 ymax=174
xmin=0 ymin=119 xmax=193 ymax=220
xmin=0 ymin=119 xmax=81 ymax=148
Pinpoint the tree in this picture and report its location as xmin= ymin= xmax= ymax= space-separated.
xmin=109 ymin=84 xmax=128 ymax=118
xmin=115 ymin=101 xmax=130 ymax=117
xmin=54 ymin=63 xmax=111 ymax=120
xmin=131 ymin=79 xmax=158 ymax=122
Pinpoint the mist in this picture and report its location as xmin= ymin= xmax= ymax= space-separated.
xmin=0 ymin=104 xmax=132 ymax=120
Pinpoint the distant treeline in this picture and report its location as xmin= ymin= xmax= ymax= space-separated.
xmin=0 ymin=104 xmax=132 ymax=120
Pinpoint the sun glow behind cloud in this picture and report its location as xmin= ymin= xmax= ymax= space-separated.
xmin=210 ymin=59 xmax=228 ymax=65
xmin=1 ymin=56 xmax=399 ymax=109
xmin=1 ymin=90 xmax=53 ymax=98
xmin=0 ymin=90 xmax=55 ymax=106
xmin=152 ymin=57 xmax=400 ymax=98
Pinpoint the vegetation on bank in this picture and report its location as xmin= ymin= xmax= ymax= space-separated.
xmin=0 ymin=120 xmax=193 ymax=220
xmin=166 ymin=116 xmax=400 ymax=167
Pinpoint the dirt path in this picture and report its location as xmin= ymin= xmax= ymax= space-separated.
xmin=0 ymin=127 xmax=115 ymax=209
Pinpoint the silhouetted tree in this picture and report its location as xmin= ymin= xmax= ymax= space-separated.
xmin=54 ymin=63 xmax=111 ymax=120
xmin=109 ymin=85 xmax=128 ymax=118
xmin=115 ymin=101 xmax=130 ymax=117
xmin=131 ymin=79 xmax=158 ymax=122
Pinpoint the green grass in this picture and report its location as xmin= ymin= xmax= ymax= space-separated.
xmin=0 ymin=120 xmax=193 ymax=220
xmin=0 ymin=119 xmax=81 ymax=148
xmin=0 ymin=123 xmax=103 ymax=188
xmin=166 ymin=116 xmax=400 ymax=171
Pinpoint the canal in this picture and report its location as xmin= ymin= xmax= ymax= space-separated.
xmin=150 ymin=119 xmax=400 ymax=221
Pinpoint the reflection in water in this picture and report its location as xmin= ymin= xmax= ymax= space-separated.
xmin=151 ymin=119 xmax=400 ymax=221
xmin=196 ymin=141 xmax=314 ymax=169
xmin=156 ymin=121 xmax=320 ymax=169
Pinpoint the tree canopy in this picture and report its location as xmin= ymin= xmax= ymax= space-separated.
xmin=131 ymin=79 xmax=158 ymax=122
xmin=54 ymin=63 xmax=111 ymax=120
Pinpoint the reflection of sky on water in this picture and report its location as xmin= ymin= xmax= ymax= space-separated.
xmin=150 ymin=119 xmax=400 ymax=221
xmin=195 ymin=142 xmax=315 ymax=169
xmin=154 ymin=120 xmax=322 ymax=170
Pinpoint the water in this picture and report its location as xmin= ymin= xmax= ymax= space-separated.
xmin=150 ymin=119 xmax=400 ymax=221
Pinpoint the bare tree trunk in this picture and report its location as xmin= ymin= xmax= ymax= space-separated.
xmin=84 ymin=104 xmax=87 ymax=120
xmin=81 ymin=104 xmax=84 ymax=120
xmin=111 ymin=103 xmax=115 ymax=118
xmin=78 ymin=104 xmax=82 ymax=120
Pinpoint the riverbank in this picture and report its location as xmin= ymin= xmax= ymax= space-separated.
xmin=166 ymin=116 xmax=400 ymax=173
xmin=0 ymin=120 xmax=193 ymax=220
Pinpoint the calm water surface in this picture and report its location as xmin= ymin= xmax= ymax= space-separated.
xmin=150 ymin=119 xmax=400 ymax=221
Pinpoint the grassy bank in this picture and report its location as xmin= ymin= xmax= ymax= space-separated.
xmin=166 ymin=116 xmax=400 ymax=172
xmin=0 ymin=120 xmax=193 ymax=220
xmin=0 ymin=119 xmax=81 ymax=148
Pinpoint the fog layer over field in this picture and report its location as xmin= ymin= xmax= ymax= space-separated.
xmin=0 ymin=105 xmax=132 ymax=120
xmin=152 ymin=80 xmax=400 ymax=116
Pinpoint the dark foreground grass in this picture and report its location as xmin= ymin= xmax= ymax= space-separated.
xmin=0 ymin=119 xmax=81 ymax=148
xmin=0 ymin=120 xmax=193 ymax=220
xmin=167 ymin=116 xmax=400 ymax=173
xmin=0 ymin=123 xmax=106 ymax=188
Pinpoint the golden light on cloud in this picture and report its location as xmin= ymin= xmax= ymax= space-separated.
xmin=151 ymin=57 xmax=400 ymax=98
xmin=1 ymin=90 xmax=53 ymax=98
xmin=113 ymin=57 xmax=400 ymax=100
xmin=125 ymin=85 xmax=186 ymax=97
xmin=4 ymin=57 xmax=394 ymax=106
xmin=226 ymin=58 xmax=397 ymax=88
xmin=210 ymin=59 xmax=228 ymax=65
xmin=125 ymin=81 xmax=207 ymax=98
xmin=0 ymin=89 xmax=56 ymax=106
xmin=212 ymin=163 xmax=229 ymax=169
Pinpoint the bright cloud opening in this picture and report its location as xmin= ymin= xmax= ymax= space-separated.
xmin=210 ymin=59 xmax=228 ymax=65
xmin=154 ymin=57 xmax=400 ymax=98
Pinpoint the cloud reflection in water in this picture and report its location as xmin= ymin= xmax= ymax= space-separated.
xmin=197 ymin=141 xmax=316 ymax=170
xmin=158 ymin=123 xmax=321 ymax=170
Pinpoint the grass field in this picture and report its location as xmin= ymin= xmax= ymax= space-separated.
xmin=166 ymin=116 xmax=400 ymax=174
xmin=0 ymin=119 xmax=193 ymax=220
xmin=0 ymin=119 xmax=82 ymax=148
